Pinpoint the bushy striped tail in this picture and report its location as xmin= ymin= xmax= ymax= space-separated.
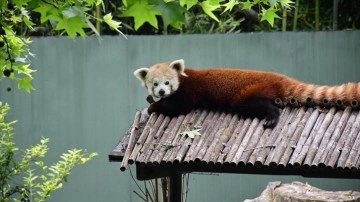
xmin=282 ymin=82 xmax=360 ymax=108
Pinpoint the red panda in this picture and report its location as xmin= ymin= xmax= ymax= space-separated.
xmin=134 ymin=59 xmax=360 ymax=128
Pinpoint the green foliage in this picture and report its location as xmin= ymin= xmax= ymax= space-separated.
xmin=0 ymin=0 xmax=122 ymax=92
xmin=118 ymin=0 xmax=293 ymax=32
xmin=121 ymin=0 xmax=162 ymax=30
xmin=0 ymin=102 xmax=98 ymax=201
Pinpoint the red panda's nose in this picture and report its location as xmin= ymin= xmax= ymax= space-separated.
xmin=159 ymin=89 xmax=165 ymax=96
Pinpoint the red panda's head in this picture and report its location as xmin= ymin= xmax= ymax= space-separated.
xmin=134 ymin=59 xmax=188 ymax=98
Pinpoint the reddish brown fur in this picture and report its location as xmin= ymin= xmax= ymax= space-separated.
xmin=179 ymin=68 xmax=289 ymax=106
xmin=137 ymin=61 xmax=360 ymax=128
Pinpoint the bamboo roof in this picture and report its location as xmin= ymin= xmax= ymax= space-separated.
xmin=109 ymin=106 xmax=360 ymax=180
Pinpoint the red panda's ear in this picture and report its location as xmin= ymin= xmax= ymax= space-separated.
xmin=169 ymin=59 xmax=188 ymax=77
xmin=134 ymin=68 xmax=149 ymax=86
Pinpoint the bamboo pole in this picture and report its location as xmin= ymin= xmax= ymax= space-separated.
xmin=136 ymin=114 xmax=158 ymax=145
xmin=293 ymin=0 xmax=300 ymax=31
xmin=310 ymin=109 xmax=344 ymax=168
xmin=129 ymin=113 xmax=158 ymax=164
xmin=255 ymin=107 xmax=291 ymax=167
xmin=202 ymin=114 xmax=234 ymax=165
xmin=210 ymin=123 xmax=237 ymax=164
xmin=268 ymin=107 xmax=306 ymax=167
xmin=317 ymin=107 xmax=352 ymax=167
xmin=195 ymin=112 xmax=227 ymax=163
xmin=238 ymin=120 xmax=265 ymax=166
xmin=95 ymin=5 xmax=101 ymax=34
xmin=326 ymin=112 xmax=357 ymax=169
xmin=213 ymin=115 xmax=240 ymax=165
xmin=333 ymin=0 xmax=338 ymax=30
xmin=292 ymin=112 xmax=325 ymax=168
xmin=202 ymin=128 xmax=225 ymax=165
xmin=247 ymin=129 xmax=272 ymax=167
xmin=160 ymin=114 xmax=187 ymax=164
xmin=278 ymin=107 xmax=313 ymax=167
xmin=180 ymin=110 xmax=210 ymax=164
xmin=336 ymin=112 xmax=360 ymax=169
xmin=168 ymin=111 xmax=203 ymax=164
xmin=231 ymin=118 xmax=260 ymax=166
xmin=149 ymin=118 xmax=178 ymax=165
xmin=164 ymin=112 xmax=197 ymax=163
xmin=183 ymin=111 xmax=215 ymax=163
xmin=288 ymin=108 xmax=320 ymax=166
xmin=120 ymin=111 xmax=141 ymax=171
xmin=263 ymin=108 xmax=296 ymax=167
xmin=223 ymin=118 xmax=252 ymax=166
xmin=137 ymin=114 xmax=166 ymax=164
xmin=303 ymin=108 xmax=336 ymax=168
xmin=345 ymin=130 xmax=360 ymax=170
xmin=353 ymin=133 xmax=360 ymax=171
xmin=315 ymin=0 xmax=320 ymax=31
xmin=185 ymin=111 xmax=220 ymax=163
xmin=216 ymin=117 xmax=244 ymax=165
xmin=141 ymin=116 xmax=172 ymax=165
xmin=282 ymin=8 xmax=287 ymax=32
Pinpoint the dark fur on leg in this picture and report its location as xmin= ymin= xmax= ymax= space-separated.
xmin=148 ymin=94 xmax=192 ymax=117
xmin=234 ymin=97 xmax=280 ymax=128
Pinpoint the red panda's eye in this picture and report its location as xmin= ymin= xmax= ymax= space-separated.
xmin=165 ymin=81 xmax=170 ymax=85
xmin=154 ymin=82 xmax=158 ymax=87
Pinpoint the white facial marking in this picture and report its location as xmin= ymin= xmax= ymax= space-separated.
xmin=134 ymin=59 xmax=186 ymax=99
xmin=149 ymin=78 xmax=173 ymax=98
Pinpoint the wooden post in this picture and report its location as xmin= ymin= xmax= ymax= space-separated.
xmin=169 ymin=172 xmax=182 ymax=202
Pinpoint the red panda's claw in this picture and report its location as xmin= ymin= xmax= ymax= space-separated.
xmin=263 ymin=117 xmax=278 ymax=129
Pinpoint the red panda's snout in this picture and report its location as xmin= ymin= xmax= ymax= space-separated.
xmin=151 ymin=84 xmax=174 ymax=98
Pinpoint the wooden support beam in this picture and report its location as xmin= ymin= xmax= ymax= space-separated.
xmin=169 ymin=172 xmax=182 ymax=202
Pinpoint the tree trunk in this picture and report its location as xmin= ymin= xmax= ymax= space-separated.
xmin=245 ymin=181 xmax=360 ymax=202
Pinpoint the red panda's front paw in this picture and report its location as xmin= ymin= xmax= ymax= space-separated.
xmin=262 ymin=103 xmax=280 ymax=128
xmin=263 ymin=110 xmax=280 ymax=128
xmin=146 ymin=95 xmax=155 ymax=104
xmin=264 ymin=117 xmax=278 ymax=128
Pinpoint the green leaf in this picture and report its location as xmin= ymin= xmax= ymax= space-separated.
xmin=121 ymin=0 xmax=162 ymax=30
xmin=103 ymin=13 xmax=127 ymax=38
xmin=180 ymin=128 xmax=201 ymax=139
xmin=122 ymin=0 xmax=130 ymax=7
xmin=153 ymin=1 xmax=186 ymax=29
xmin=268 ymin=0 xmax=279 ymax=7
xmin=280 ymin=0 xmax=294 ymax=8
xmin=200 ymin=0 xmax=222 ymax=22
xmin=34 ymin=4 xmax=61 ymax=23
xmin=179 ymin=0 xmax=198 ymax=9
xmin=15 ymin=64 xmax=36 ymax=77
xmin=62 ymin=6 xmax=89 ymax=19
xmin=222 ymin=0 xmax=239 ymax=14
xmin=18 ymin=77 xmax=35 ymax=93
xmin=103 ymin=13 xmax=121 ymax=31
xmin=242 ymin=0 xmax=253 ymax=10
xmin=260 ymin=7 xmax=280 ymax=26
xmin=23 ymin=16 xmax=35 ymax=28
xmin=55 ymin=16 xmax=88 ymax=39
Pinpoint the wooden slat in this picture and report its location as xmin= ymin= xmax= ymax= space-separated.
xmin=114 ymin=106 xmax=360 ymax=174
